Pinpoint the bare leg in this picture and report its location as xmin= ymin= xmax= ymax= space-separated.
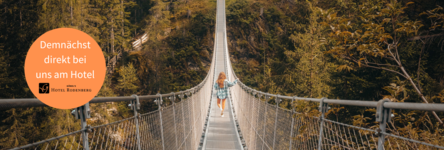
xmin=221 ymin=99 xmax=226 ymax=117
xmin=217 ymin=98 xmax=221 ymax=108
xmin=222 ymin=99 xmax=226 ymax=110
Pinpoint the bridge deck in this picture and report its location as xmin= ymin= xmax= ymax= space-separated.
xmin=202 ymin=0 xmax=243 ymax=149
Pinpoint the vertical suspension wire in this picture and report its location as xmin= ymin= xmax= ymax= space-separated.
xmin=130 ymin=118 xmax=136 ymax=150
xmin=261 ymin=97 xmax=266 ymax=150
xmin=249 ymin=91 xmax=255 ymax=150
xmin=342 ymin=125 xmax=350 ymax=148
xmin=186 ymin=94 xmax=192 ymax=150
xmin=191 ymin=90 xmax=199 ymax=149
xmin=172 ymin=96 xmax=178 ymax=150
xmin=103 ymin=126 xmax=110 ymax=150
xmin=346 ymin=126 xmax=355 ymax=148
xmin=307 ymin=117 xmax=314 ymax=150
xmin=247 ymin=90 xmax=253 ymax=149
xmin=243 ymin=88 xmax=248 ymax=148
xmin=289 ymin=97 xmax=295 ymax=150
xmin=242 ymin=88 xmax=247 ymax=148
xmin=239 ymin=86 xmax=244 ymax=147
xmin=257 ymin=94 xmax=264 ymax=150
xmin=181 ymin=97 xmax=186 ymax=150
xmin=272 ymin=96 xmax=279 ymax=150
xmin=330 ymin=121 xmax=340 ymax=148
xmin=142 ymin=115 xmax=149 ymax=150
xmin=76 ymin=131 xmax=81 ymax=150
xmin=189 ymin=92 xmax=195 ymax=150
xmin=324 ymin=121 xmax=334 ymax=148
xmin=69 ymin=134 xmax=76 ymax=150
xmin=352 ymin=126 xmax=361 ymax=149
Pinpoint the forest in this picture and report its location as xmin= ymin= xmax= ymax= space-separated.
xmin=226 ymin=0 xmax=444 ymax=148
xmin=0 ymin=0 xmax=215 ymax=148
xmin=0 ymin=0 xmax=444 ymax=149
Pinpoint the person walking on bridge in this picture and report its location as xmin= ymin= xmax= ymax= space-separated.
xmin=214 ymin=72 xmax=238 ymax=117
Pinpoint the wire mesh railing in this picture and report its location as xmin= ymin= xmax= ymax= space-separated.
xmin=5 ymin=86 xmax=213 ymax=150
xmin=221 ymin=18 xmax=444 ymax=149
xmin=227 ymin=73 xmax=444 ymax=150
xmin=4 ymin=37 xmax=216 ymax=150
xmin=4 ymin=0 xmax=444 ymax=148
xmin=227 ymin=80 xmax=444 ymax=150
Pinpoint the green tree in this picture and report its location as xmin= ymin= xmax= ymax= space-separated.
xmin=97 ymin=75 xmax=117 ymax=97
xmin=288 ymin=1 xmax=332 ymax=98
xmin=0 ymin=108 xmax=31 ymax=148
xmin=321 ymin=0 xmax=443 ymax=124
xmin=116 ymin=63 xmax=139 ymax=95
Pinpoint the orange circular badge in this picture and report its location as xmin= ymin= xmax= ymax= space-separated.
xmin=25 ymin=28 xmax=106 ymax=109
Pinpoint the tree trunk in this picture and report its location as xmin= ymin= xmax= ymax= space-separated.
xmin=386 ymin=39 xmax=444 ymax=125
xmin=187 ymin=10 xmax=191 ymax=19
xmin=19 ymin=0 xmax=22 ymax=27
xmin=122 ymin=0 xmax=124 ymax=37
xmin=417 ymin=41 xmax=426 ymax=91
xmin=111 ymin=26 xmax=114 ymax=53
xmin=260 ymin=7 xmax=264 ymax=17
xmin=70 ymin=0 xmax=73 ymax=26
xmin=399 ymin=65 xmax=444 ymax=125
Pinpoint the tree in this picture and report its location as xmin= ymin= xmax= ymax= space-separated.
xmin=320 ymin=0 xmax=443 ymax=124
xmin=97 ymin=75 xmax=116 ymax=97
xmin=288 ymin=1 xmax=332 ymax=98
xmin=116 ymin=63 xmax=139 ymax=95
xmin=0 ymin=108 xmax=31 ymax=148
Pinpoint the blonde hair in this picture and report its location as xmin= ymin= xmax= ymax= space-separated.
xmin=216 ymin=72 xmax=226 ymax=88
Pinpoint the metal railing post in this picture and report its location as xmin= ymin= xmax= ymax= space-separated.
xmin=261 ymin=94 xmax=270 ymax=150
xmin=256 ymin=93 xmax=262 ymax=149
xmin=185 ymin=91 xmax=192 ymax=131
xmin=156 ymin=93 xmax=165 ymax=150
xmin=188 ymin=89 xmax=196 ymax=149
xmin=250 ymin=90 xmax=256 ymax=149
xmin=289 ymin=96 xmax=296 ymax=150
xmin=376 ymin=99 xmax=391 ymax=150
xmin=272 ymin=95 xmax=281 ymax=150
xmin=73 ymin=102 xmax=91 ymax=150
xmin=179 ymin=92 xmax=186 ymax=149
xmin=317 ymin=97 xmax=327 ymax=150
xmin=130 ymin=95 xmax=141 ymax=150
xmin=169 ymin=92 xmax=178 ymax=149
xmin=251 ymin=89 xmax=259 ymax=148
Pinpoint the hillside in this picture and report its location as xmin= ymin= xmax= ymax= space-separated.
xmin=0 ymin=0 xmax=216 ymax=148
xmin=226 ymin=0 xmax=444 ymax=146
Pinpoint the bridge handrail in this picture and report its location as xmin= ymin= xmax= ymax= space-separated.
xmin=2 ymin=45 xmax=215 ymax=150
xmin=226 ymin=49 xmax=444 ymax=112
xmin=233 ymin=85 xmax=444 ymax=112
xmin=225 ymin=31 xmax=444 ymax=150
xmin=0 ymin=70 xmax=210 ymax=108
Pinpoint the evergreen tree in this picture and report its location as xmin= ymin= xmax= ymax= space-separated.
xmin=0 ymin=108 xmax=29 ymax=148
xmin=97 ymin=75 xmax=117 ymax=97
xmin=288 ymin=1 xmax=332 ymax=98
xmin=116 ymin=63 xmax=139 ymax=95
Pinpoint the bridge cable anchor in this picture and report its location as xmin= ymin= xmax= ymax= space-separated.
xmin=317 ymin=97 xmax=327 ymax=150
xmin=156 ymin=93 xmax=166 ymax=150
xmin=131 ymin=94 xmax=142 ymax=150
xmin=154 ymin=93 xmax=163 ymax=106
xmin=71 ymin=102 xmax=91 ymax=150
xmin=375 ymin=99 xmax=391 ymax=150
xmin=289 ymin=96 xmax=297 ymax=150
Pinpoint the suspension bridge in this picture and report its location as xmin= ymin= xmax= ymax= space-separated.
xmin=2 ymin=0 xmax=444 ymax=149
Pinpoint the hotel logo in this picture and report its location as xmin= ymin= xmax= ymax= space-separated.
xmin=39 ymin=83 xmax=50 ymax=94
